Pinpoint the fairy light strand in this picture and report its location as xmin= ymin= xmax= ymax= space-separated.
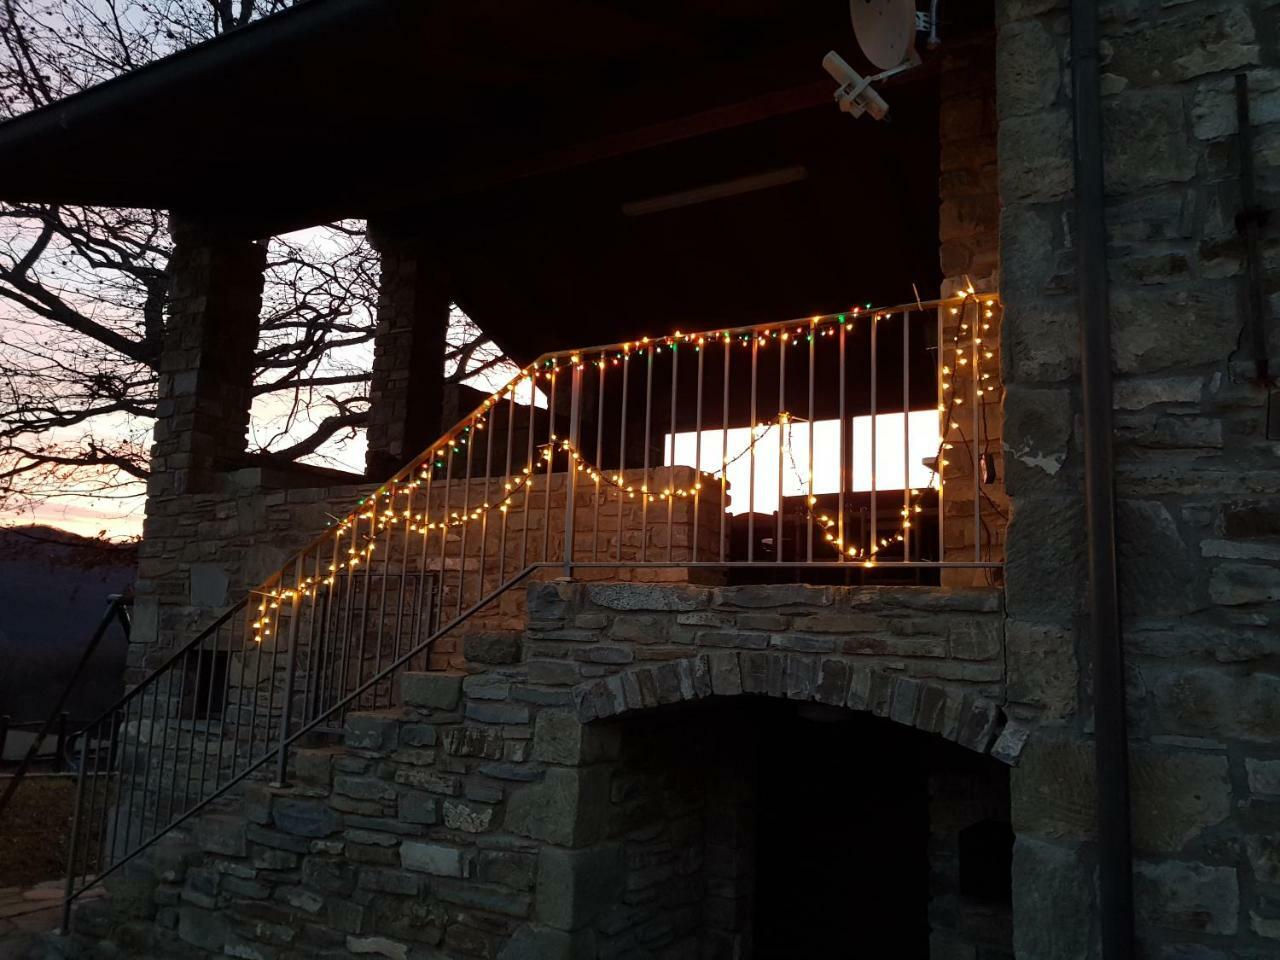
xmin=251 ymin=293 xmax=998 ymax=640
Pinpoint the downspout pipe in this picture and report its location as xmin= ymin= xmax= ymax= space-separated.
xmin=1070 ymin=1 xmax=1135 ymax=956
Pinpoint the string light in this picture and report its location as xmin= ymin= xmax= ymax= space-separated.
xmin=252 ymin=293 xmax=998 ymax=631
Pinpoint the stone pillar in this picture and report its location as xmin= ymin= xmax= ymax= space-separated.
xmin=150 ymin=218 xmax=266 ymax=497
xmin=365 ymin=224 xmax=451 ymax=479
xmin=938 ymin=33 xmax=1006 ymax=585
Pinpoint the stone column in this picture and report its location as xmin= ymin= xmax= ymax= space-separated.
xmin=938 ymin=34 xmax=1007 ymax=585
xmin=365 ymin=224 xmax=451 ymax=479
xmin=150 ymin=217 xmax=266 ymax=497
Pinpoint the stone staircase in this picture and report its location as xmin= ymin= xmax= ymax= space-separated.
xmin=53 ymin=578 xmax=1010 ymax=960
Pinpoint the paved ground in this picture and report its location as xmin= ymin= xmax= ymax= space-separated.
xmin=0 ymin=880 xmax=100 ymax=960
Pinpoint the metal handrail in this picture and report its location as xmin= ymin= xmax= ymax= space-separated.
xmin=60 ymin=294 xmax=1004 ymax=931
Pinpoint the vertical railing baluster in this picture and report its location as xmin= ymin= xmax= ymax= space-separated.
xmin=458 ymin=424 xmax=476 ymax=617
xmin=642 ymin=345 xmax=654 ymax=563
xmin=972 ymin=299 xmax=981 ymax=564
xmin=354 ymin=502 xmax=379 ymax=701
xmin=339 ymin=518 xmax=360 ymax=711
xmin=153 ymin=632 xmax=179 ymax=824
xmin=777 ymin=327 xmax=786 ymax=563
xmin=325 ymin=529 xmax=346 ymax=715
xmin=523 ymin=377 xmax=536 ymax=571
xmin=210 ymin=616 xmax=233 ymax=795
xmin=564 ymin=362 xmax=583 ymax=576
xmin=937 ymin=306 xmax=946 ymax=566
xmin=903 ymin=309 xmax=912 ymax=562
xmin=808 ymin=319 xmax=815 ymax=563
xmin=694 ymin=337 xmax=704 ymax=563
xmin=543 ymin=371 xmax=557 ymax=564
xmin=667 ymin=338 xmax=678 ymax=563
xmin=174 ymin=648 xmax=199 ymax=829
xmin=499 ymin=387 xmax=516 ymax=585
xmin=871 ymin=314 xmax=879 ymax=561
xmin=273 ymin=557 xmax=304 ymax=785
xmin=418 ymin=458 xmax=435 ymax=648
xmin=101 ymin=710 xmax=123 ymax=870
xmin=373 ymin=485 xmax=395 ymax=691
xmin=436 ymin=442 xmax=454 ymax=654
xmin=61 ymin=735 xmax=89 ymax=933
xmin=163 ymin=654 xmax=187 ymax=824
xmin=839 ymin=319 xmax=847 ymax=562
xmin=302 ymin=547 xmax=323 ymax=718
xmin=748 ymin=335 xmax=758 ymax=562
xmin=593 ymin=358 xmax=605 ymax=564
xmin=617 ymin=350 xmax=630 ymax=564
xmin=721 ymin=336 xmax=730 ymax=563
xmin=480 ymin=403 xmax=497 ymax=604
xmin=135 ymin=658 xmax=160 ymax=846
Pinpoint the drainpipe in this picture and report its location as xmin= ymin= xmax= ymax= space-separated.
xmin=1070 ymin=1 xmax=1135 ymax=956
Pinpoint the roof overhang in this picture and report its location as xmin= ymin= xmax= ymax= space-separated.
xmin=0 ymin=0 xmax=994 ymax=358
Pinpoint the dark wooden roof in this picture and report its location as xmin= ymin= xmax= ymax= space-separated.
xmin=0 ymin=0 xmax=994 ymax=359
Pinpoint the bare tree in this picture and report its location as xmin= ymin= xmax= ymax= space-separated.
xmin=0 ymin=0 xmax=510 ymax=521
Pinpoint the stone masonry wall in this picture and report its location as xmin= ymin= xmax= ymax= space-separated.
xmin=133 ymin=467 xmax=374 ymax=687
xmin=940 ymin=32 xmax=1008 ymax=584
xmin=75 ymin=579 xmax=1011 ymax=960
xmin=997 ymin=0 xmax=1280 ymax=955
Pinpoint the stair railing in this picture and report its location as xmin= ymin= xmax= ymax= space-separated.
xmin=61 ymin=294 xmax=1004 ymax=931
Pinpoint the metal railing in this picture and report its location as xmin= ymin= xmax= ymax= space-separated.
xmin=60 ymin=293 xmax=1003 ymax=929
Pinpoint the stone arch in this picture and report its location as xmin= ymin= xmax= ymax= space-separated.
xmin=571 ymin=651 xmax=1025 ymax=764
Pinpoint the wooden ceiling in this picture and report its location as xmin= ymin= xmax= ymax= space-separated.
xmin=0 ymin=0 xmax=994 ymax=357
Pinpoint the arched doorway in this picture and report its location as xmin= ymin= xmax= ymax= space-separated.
xmin=591 ymin=695 xmax=1013 ymax=958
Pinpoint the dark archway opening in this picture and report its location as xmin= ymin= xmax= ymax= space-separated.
xmin=753 ymin=703 xmax=930 ymax=957
xmin=601 ymin=697 xmax=1012 ymax=958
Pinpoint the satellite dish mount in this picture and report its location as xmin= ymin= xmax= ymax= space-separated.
xmin=823 ymin=0 xmax=940 ymax=122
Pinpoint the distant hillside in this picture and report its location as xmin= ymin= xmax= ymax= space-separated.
xmin=0 ymin=527 xmax=136 ymax=728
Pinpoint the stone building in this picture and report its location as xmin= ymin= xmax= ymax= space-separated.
xmin=0 ymin=0 xmax=1276 ymax=957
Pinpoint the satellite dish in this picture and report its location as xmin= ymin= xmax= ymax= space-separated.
xmin=850 ymin=0 xmax=918 ymax=71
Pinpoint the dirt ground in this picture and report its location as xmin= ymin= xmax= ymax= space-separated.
xmin=0 ymin=777 xmax=75 ymax=888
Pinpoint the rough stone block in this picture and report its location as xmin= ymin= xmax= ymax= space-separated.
xmin=194 ymin=814 xmax=247 ymax=857
xmin=400 ymin=671 xmax=464 ymax=710
xmin=1247 ymin=758 xmax=1280 ymax=797
xmin=1014 ymin=736 xmax=1231 ymax=854
xmin=708 ymin=652 xmax=743 ymax=696
xmin=585 ymin=583 xmax=706 ymax=611
xmin=990 ymin=719 xmax=1032 ymax=765
xmin=400 ymin=841 xmax=466 ymax=878
xmin=1011 ymin=838 xmax=1094 ymax=960
xmin=443 ymin=800 xmax=495 ymax=834
xmin=464 ymin=632 xmax=523 ymax=664
xmin=535 ymin=844 xmax=625 ymax=931
xmin=713 ymin=584 xmax=832 ymax=608
xmin=465 ymin=701 xmax=531 ymax=725
xmin=504 ymin=767 xmax=612 ymax=847
xmin=398 ymin=793 xmax=438 ymax=825
xmin=271 ymin=797 xmax=342 ymax=839
xmin=497 ymin=923 xmax=596 ymax=960
xmin=347 ymin=935 xmax=410 ymax=960
xmin=1134 ymin=859 xmax=1238 ymax=936
xmin=178 ymin=905 xmax=228 ymax=953
xmin=534 ymin=711 xmax=621 ymax=765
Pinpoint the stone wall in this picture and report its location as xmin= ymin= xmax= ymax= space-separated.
xmin=996 ymin=0 xmax=1280 ymax=954
xmin=940 ymin=32 xmax=1007 ymax=584
xmin=73 ymin=579 xmax=1014 ymax=959
xmin=133 ymin=466 xmax=374 ymax=686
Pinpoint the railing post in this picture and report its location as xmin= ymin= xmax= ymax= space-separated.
xmin=55 ymin=712 xmax=70 ymax=772
xmin=272 ymin=558 xmax=305 ymax=787
xmin=60 ymin=733 xmax=90 ymax=935
xmin=563 ymin=361 xmax=584 ymax=578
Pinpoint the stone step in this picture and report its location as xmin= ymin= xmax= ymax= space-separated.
xmin=399 ymin=671 xmax=465 ymax=711
xmin=461 ymin=630 xmax=523 ymax=665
